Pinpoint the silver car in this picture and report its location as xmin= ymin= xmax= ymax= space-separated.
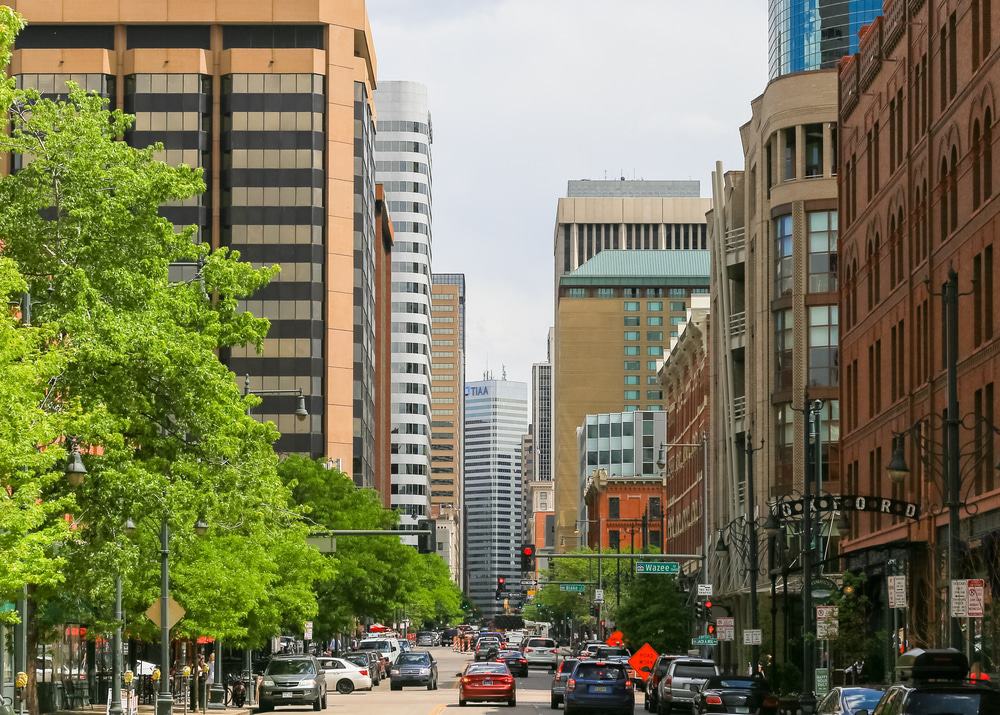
xmin=523 ymin=637 xmax=559 ymax=671
xmin=657 ymin=658 xmax=719 ymax=713
xmin=258 ymin=655 xmax=327 ymax=711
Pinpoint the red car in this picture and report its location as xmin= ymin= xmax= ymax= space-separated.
xmin=458 ymin=662 xmax=516 ymax=707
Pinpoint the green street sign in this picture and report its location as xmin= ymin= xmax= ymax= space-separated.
xmin=0 ymin=602 xmax=15 ymax=614
xmin=635 ymin=561 xmax=680 ymax=575
xmin=691 ymin=635 xmax=718 ymax=646
xmin=815 ymin=668 xmax=830 ymax=697
xmin=560 ymin=583 xmax=586 ymax=593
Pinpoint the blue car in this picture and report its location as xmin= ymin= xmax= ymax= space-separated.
xmin=564 ymin=660 xmax=634 ymax=715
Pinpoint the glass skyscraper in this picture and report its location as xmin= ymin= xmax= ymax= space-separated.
xmin=768 ymin=0 xmax=883 ymax=79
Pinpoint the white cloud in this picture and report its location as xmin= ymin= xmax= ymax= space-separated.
xmin=368 ymin=0 xmax=768 ymax=387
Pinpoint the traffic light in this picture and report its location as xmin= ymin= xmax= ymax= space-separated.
xmin=417 ymin=518 xmax=437 ymax=554
xmin=497 ymin=576 xmax=506 ymax=589
xmin=706 ymin=623 xmax=716 ymax=636
xmin=704 ymin=600 xmax=713 ymax=618
xmin=519 ymin=544 xmax=536 ymax=572
xmin=694 ymin=602 xmax=705 ymax=620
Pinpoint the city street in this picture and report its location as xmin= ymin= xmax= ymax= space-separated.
xmin=292 ymin=648 xmax=645 ymax=714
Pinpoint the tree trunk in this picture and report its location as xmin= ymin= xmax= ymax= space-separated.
xmin=25 ymin=591 xmax=38 ymax=715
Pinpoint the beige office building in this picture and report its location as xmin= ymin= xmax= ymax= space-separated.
xmin=553 ymin=251 xmax=710 ymax=550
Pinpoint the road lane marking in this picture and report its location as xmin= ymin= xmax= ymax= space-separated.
xmin=428 ymin=704 xmax=446 ymax=715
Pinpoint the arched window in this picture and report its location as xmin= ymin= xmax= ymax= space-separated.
xmin=940 ymin=156 xmax=950 ymax=239
xmin=874 ymin=233 xmax=882 ymax=304
xmin=866 ymin=240 xmax=874 ymax=310
xmin=889 ymin=214 xmax=897 ymax=286
xmin=851 ymin=258 xmax=859 ymax=326
xmin=974 ymin=120 xmax=983 ymax=209
xmin=897 ymin=207 xmax=905 ymax=282
xmin=922 ymin=178 xmax=930 ymax=258
xmin=911 ymin=187 xmax=920 ymax=268
xmin=986 ymin=108 xmax=994 ymax=199
xmin=950 ymin=145 xmax=959 ymax=230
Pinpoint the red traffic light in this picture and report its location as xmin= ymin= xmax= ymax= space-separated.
xmin=522 ymin=546 xmax=534 ymax=557
xmin=707 ymin=624 xmax=716 ymax=635
xmin=704 ymin=600 xmax=713 ymax=609
xmin=498 ymin=576 xmax=506 ymax=585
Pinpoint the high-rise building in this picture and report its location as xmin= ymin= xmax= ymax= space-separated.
xmin=6 ymin=3 xmax=380 ymax=472
xmin=520 ymin=428 xmax=534 ymax=543
xmin=375 ymin=81 xmax=434 ymax=540
xmin=532 ymin=361 xmax=553 ymax=483
xmin=374 ymin=186 xmax=395 ymax=505
xmin=553 ymin=250 xmax=710 ymax=549
xmin=838 ymin=0 xmax=1000 ymax=652
xmin=768 ymin=0 xmax=882 ymax=78
xmin=464 ymin=378 xmax=528 ymax=617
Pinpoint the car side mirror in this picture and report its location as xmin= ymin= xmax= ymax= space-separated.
xmin=455 ymin=672 xmax=463 ymax=677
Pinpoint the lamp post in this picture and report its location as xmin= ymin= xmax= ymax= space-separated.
xmin=242 ymin=374 xmax=308 ymax=421
xmin=799 ymin=399 xmax=824 ymax=715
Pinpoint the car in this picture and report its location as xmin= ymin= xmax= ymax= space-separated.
xmin=866 ymin=649 xmax=1000 ymax=715
xmin=524 ymin=637 xmax=560 ymax=671
xmin=415 ymin=631 xmax=437 ymax=647
xmin=397 ymin=639 xmax=412 ymax=653
xmin=644 ymin=655 xmax=684 ymax=713
xmin=458 ymin=662 xmax=516 ymax=707
xmin=693 ymin=675 xmax=778 ymax=715
xmin=594 ymin=646 xmax=636 ymax=681
xmin=388 ymin=650 xmax=438 ymax=690
xmin=257 ymin=655 xmax=327 ymax=712
xmin=551 ymin=657 xmax=581 ymax=709
xmin=357 ymin=637 xmax=402 ymax=670
xmin=564 ymin=660 xmax=635 ymax=715
xmin=343 ymin=652 xmax=382 ymax=685
xmin=816 ymin=686 xmax=885 ymax=715
xmin=577 ymin=642 xmax=606 ymax=658
xmin=316 ymin=656 xmax=372 ymax=695
xmin=474 ymin=637 xmax=502 ymax=661
xmin=657 ymin=657 xmax=719 ymax=714
xmin=495 ymin=650 xmax=529 ymax=677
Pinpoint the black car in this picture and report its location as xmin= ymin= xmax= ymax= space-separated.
xmin=495 ymin=650 xmax=529 ymax=677
xmin=868 ymin=649 xmax=1000 ymax=715
xmin=343 ymin=652 xmax=381 ymax=686
xmin=694 ymin=675 xmax=778 ymax=715
xmin=388 ymin=650 xmax=438 ymax=691
xmin=816 ymin=686 xmax=884 ymax=714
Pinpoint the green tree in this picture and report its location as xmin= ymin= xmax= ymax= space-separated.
xmin=614 ymin=575 xmax=689 ymax=654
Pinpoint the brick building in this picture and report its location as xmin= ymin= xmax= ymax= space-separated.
xmin=838 ymin=0 xmax=1000 ymax=658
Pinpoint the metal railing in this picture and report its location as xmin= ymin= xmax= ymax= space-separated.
xmin=724 ymin=227 xmax=746 ymax=253
xmin=733 ymin=395 xmax=747 ymax=421
xmin=729 ymin=311 xmax=747 ymax=339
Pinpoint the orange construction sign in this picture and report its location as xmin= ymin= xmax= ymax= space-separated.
xmin=628 ymin=643 xmax=659 ymax=681
xmin=606 ymin=630 xmax=625 ymax=646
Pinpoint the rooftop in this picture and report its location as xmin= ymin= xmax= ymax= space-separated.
xmin=567 ymin=179 xmax=701 ymax=198
xmin=560 ymin=250 xmax=710 ymax=287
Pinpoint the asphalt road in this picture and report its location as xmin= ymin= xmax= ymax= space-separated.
xmin=263 ymin=647 xmax=646 ymax=715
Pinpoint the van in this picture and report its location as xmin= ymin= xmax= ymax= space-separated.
xmin=357 ymin=637 xmax=402 ymax=668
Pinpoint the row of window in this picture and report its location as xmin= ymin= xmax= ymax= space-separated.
xmin=375 ymin=140 xmax=429 ymax=155
xmin=227 ymin=187 xmax=322 ymax=207
xmin=624 ymin=390 xmax=663 ymax=401
xmin=227 ymin=149 xmax=324 ymax=170
xmin=228 ymin=112 xmax=324 ymax=132
xmin=226 ymin=224 xmax=321 ymax=245
xmin=564 ymin=287 xmax=706 ymax=298
xmin=377 ymin=120 xmax=430 ymax=135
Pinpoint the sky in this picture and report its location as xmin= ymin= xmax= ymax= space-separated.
xmin=367 ymin=0 xmax=769 ymax=392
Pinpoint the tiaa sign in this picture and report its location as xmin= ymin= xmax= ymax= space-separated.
xmin=465 ymin=386 xmax=490 ymax=397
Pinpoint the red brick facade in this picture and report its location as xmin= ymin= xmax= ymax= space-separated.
xmin=838 ymin=0 xmax=1000 ymax=648
xmin=584 ymin=474 xmax=667 ymax=553
xmin=374 ymin=185 xmax=394 ymax=507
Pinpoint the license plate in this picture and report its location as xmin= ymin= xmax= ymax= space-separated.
xmin=281 ymin=692 xmax=293 ymax=699
xmin=483 ymin=680 xmax=492 ymax=686
xmin=591 ymin=686 xmax=610 ymax=693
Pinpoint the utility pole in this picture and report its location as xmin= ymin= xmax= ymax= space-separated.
xmin=745 ymin=433 xmax=759 ymax=674
xmin=799 ymin=400 xmax=822 ymax=715
xmin=944 ymin=268 xmax=963 ymax=650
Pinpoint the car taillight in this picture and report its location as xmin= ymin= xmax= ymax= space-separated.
xmin=359 ymin=670 xmax=368 ymax=676
xmin=625 ymin=680 xmax=634 ymax=691
xmin=706 ymin=695 xmax=723 ymax=705
xmin=664 ymin=676 xmax=672 ymax=687
xmin=566 ymin=678 xmax=576 ymax=692
xmin=525 ymin=647 xmax=533 ymax=653
xmin=462 ymin=677 xmax=471 ymax=684
xmin=519 ymin=659 xmax=527 ymax=664
xmin=763 ymin=696 xmax=779 ymax=707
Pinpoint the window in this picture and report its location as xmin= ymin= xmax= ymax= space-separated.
xmin=808 ymin=306 xmax=839 ymax=387
xmin=805 ymin=123 xmax=823 ymax=177
xmin=625 ymin=376 xmax=640 ymax=385
xmin=775 ymin=309 xmax=793 ymax=390
xmin=949 ymin=12 xmax=958 ymax=100
xmin=648 ymin=301 xmax=663 ymax=311
xmin=974 ymin=245 xmax=994 ymax=346
xmin=625 ymin=346 xmax=640 ymax=356
xmin=647 ymin=346 xmax=663 ymax=357
xmin=646 ymin=390 xmax=663 ymax=400
xmin=624 ymin=316 xmax=640 ymax=326
xmin=868 ymin=338 xmax=883 ymax=417
xmin=648 ymin=497 xmax=662 ymax=519
xmin=775 ymin=403 xmax=795 ymax=492
xmin=647 ymin=331 xmax=664 ymax=341
xmin=986 ymin=109 xmax=994 ymax=200
xmin=783 ymin=126 xmax=797 ymax=180
xmin=808 ymin=211 xmax=838 ymax=292
xmin=567 ymin=288 xmax=586 ymax=298
xmin=608 ymin=498 xmax=620 ymax=519
xmin=608 ymin=530 xmax=621 ymax=550
xmin=775 ymin=215 xmax=793 ymax=296
xmin=624 ymin=360 xmax=641 ymax=371
xmin=647 ymin=316 xmax=663 ymax=326
xmin=597 ymin=288 xmax=616 ymax=298
xmin=624 ymin=301 xmax=640 ymax=312
xmin=647 ymin=361 xmax=658 ymax=371
xmin=624 ymin=390 xmax=640 ymax=400
xmin=625 ymin=331 xmax=640 ymax=341
xmin=670 ymin=302 xmax=686 ymax=311
xmin=890 ymin=319 xmax=905 ymax=402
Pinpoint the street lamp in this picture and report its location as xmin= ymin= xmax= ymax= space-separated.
xmin=886 ymin=440 xmax=909 ymax=485
xmin=65 ymin=446 xmax=88 ymax=487
xmin=763 ymin=511 xmax=781 ymax=538
xmin=243 ymin=374 xmax=308 ymax=422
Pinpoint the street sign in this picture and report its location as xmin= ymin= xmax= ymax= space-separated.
xmin=145 ymin=597 xmax=185 ymax=630
xmin=697 ymin=584 xmax=713 ymax=597
xmin=306 ymin=534 xmax=337 ymax=554
xmin=594 ymin=589 xmax=605 ymax=604
xmin=952 ymin=579 xmax=969 ymax=617
xmin=628 ymin=643 xmax=659 ymax=681
xmin=816 ymin=606 xmax=839 ymax=620
xmin=815 ymin=668 xmax=830 ymax=697
xmin=968 ymin=579 xmax=985 ymax=617
xmin=743 ymin=629 xmax=762 ymax=646
xmin=691 ymin=635 xmax=718 ymax=646
xmin=716 ymin=617 xmax=735 ymax=642
xmin=888 ymin=575 xmax=907 ymax=609
xmin=817 ymin=619 xmax=839 ymax=639
xmin=520 ymin=579 xmax=537 ymax=586
xmin=635 ymin=561 xmax=680 ymax=575
xmin=304 ymin=621 xmax=313 ymax=640
xmin=560 ymin=583 xmax=586 ymax=593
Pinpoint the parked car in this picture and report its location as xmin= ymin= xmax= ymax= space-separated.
xmin=524 ymin=637 xmax=560 ymax=671
xmin=816 ymin=687 xmax=885 ymax=715
xmin=564 ymin=660 xmax=635 ymax=715
xmin=458 ymin=662 xmax=516 ymax=707
xmin=257 ymin=655 xmax=327 ymax=712
xmin=397 ymin=639 xmax=412 ymax=653
xmin=644 ymin=655 xmax=684 ymax=713
xmin=316 ymin=657 xmax=372 ymax=695
xmin=551 ymin=657 xmax=581 ymax=709
xmin=495 ymin=650 xmax=529 ymax=677
xmin=343 ymin=652 xmax=381 ymax=685
xmin=389 ymin=650 xmax=438 ymax=691
xmin=657 ymin=658 xmax=719 ymax=714
xmin=415 ymin=631 xmax=437 ymax=647
xmin=357 ymin=637 xmax=402 ymax=669
xmin=474 ymin=637 xmax=502 ymax=662
xmin=867 ymin=649 xmax=1000 ymax=715
xmin=693 ymin=675 xmax=778 ymax=715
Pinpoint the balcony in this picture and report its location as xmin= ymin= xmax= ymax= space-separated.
xmin=724 ymin=227 xmax=746 ymax=268
xmin=728 ymin=311 xmax=747 ymax=351
xmin=732 ymin=395 xmax=747 ymax=434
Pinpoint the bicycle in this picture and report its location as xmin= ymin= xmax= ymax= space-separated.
xmin=224 ymin=672 xmax=249 ymax=708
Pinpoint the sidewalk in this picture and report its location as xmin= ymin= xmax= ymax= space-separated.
xmin=54 ymin=706 xmax=251 ymax=715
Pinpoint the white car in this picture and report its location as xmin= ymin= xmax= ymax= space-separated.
xmin=523 ymin=637 xmax=559 ymax=671
xmin=358 ymin=637 xmax=402 ymax=667
xmin=317 ymin=657 xmax=372 ymax=694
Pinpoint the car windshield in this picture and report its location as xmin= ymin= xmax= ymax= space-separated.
xmin=574 ymin=663 xmax=627 ymax=681
xmin=266 ymin=659 xmax=315 ymax=676
xmin=344 ymin=656 xmax=367 ymax=668
xmin=905 ymin=691 xmax=1000 ymax=715
xmin=674 ymin=664 xmax=717 ymax=678
xmin=597 ymin=647 xmax=629 ymax=657
xmin=705 ymin=677 xmax=764 ymax=689
xmin=467 ymin=664 xmax=507 ymax=675
xmin=843 ymin=690 xmax=884 ymax=710
xmin=396 ymin=654 xmax=430 ymax=666
xmin=359 ymin=640 xmax=390 ymax=651
xmin=499 ymin=651 xmax=521 ymax=658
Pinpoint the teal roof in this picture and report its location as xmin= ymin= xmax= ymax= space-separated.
xmin=560 ymin=250 xmax=710 ymax=287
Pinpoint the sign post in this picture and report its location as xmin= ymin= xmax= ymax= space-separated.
xmin=951 ymin=580 xmax=969 ymax=618
xmin=743 ymin=629 xmax=762 ymax=646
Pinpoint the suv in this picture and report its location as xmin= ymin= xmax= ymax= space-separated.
xmin=258 ymin=655 xmax=327 ymax=711
xmin=657 ymin=657 xmax=719 ymax=714
xmin=550 ymin=657 xmax=580 ymax=709
xmin=866 ymin=648 xmax=1000 ymax=715
xmin=564 ymin=660 xmax=635 ymax=715
xmin=358 ymin=637 xmax=401 ymax=669
xmin=644 ymin=654 xmax=683 ymax=712
xmin=524 ymin=637 xmax=559 ymax=671
xmin=388 ymin=650 xmax=438 ymax=690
